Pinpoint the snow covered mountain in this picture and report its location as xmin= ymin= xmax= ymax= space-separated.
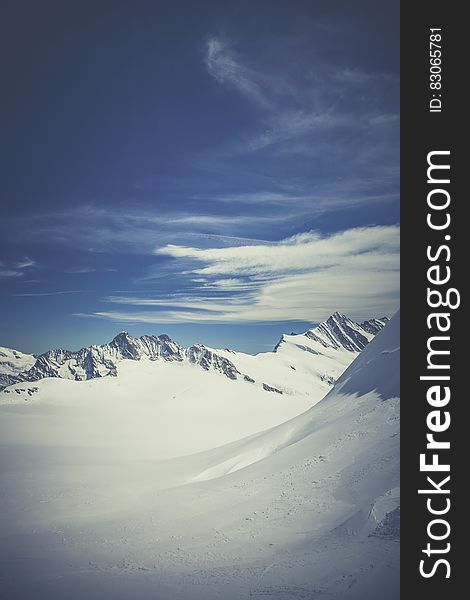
xmin=0 ymin=311 xmax=399 ymax=600
xmin=0 ymin=332 xmax=242 ymax=390
xmin=299 ymin=311 xmax=388 ymax=352
xmin=0 ymin=313 xmax=388 ymax=400
xmin=214 ymin=312 xmax=388 ymax=397
xmin=0 ymin=346 xmax=35 ymax=390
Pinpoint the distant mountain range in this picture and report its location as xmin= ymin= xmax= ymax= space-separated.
xmin=0 ymin=312 xmax=388 ymax=398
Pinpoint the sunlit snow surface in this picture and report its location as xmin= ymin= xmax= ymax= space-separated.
xmin=0 ymin=313 xmax=399 ymax=599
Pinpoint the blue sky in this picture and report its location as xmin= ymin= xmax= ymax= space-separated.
xmin=1 ymin=0 xmax=399 ymax=354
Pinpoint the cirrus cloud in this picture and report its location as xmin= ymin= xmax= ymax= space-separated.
xmin=80 ymin=225 xmax=399 ymax=324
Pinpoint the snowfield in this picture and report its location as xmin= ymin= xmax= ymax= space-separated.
xmin=0 ymin=359 xmax=318 ymax=459
xmin=0 ymin=312 xmax=399 ymax=599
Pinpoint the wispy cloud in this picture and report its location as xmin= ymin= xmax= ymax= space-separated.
xmin=154 ymin=226 xmax=399 ymax=277
xmin=1 ymin=205 xmax=290 ymax=254
xmin=239 ymin=109 xmax=398 ymax=154
xmin=204 ymin=36 xmax=399 ymax=157
xmin=0 ymin=269 xmax=24 ymax=279
xmin=239 ymin=110 xmax=349 ymax=152
xmin=13 ymin=258 xmax=36 ymax=269
xmin=78 ymin=225 xmax=399 ymax=324
xmin=205 ymin=38 xmax=272 ymax=108
xmin=0 ymin=257 xmax=36 ymax=278
xmin=14 ymin=290 xmax=83 ymax=297
xmin=333 ymin=67 xmax=398 ymax=86
xmin=64 ymin=267 xmax=97 ymax=274
xmin=196 ymin=177 xmax=398 ymax=214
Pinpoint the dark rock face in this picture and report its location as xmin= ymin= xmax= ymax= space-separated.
xmin=0 ymin=373 xmax=23 ymax=389
xmin=278 ymin=312 xmax=389 ymax=354
xmin=262 ymin=383 xmax=283 ymax=394
xmin=186 ymin=345 xmax=240 ymax=380
xmin=360 ymin=317 xmax=390 ymax=335
xmin=323 ymin=312 xmax=370 ymax=352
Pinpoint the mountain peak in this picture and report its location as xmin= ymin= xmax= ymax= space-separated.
xmin=113 ymin=331 xmax=131 ymax=341
xmin=273 ymin=312 xmax=388 ymax=355
xmin=301 ymin=312 xmax=388 ymax=353
xmin=156 ymin=334 xmax=172 ymax=342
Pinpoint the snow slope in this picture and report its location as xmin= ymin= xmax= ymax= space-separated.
xmin=0 ymin=359 xmax=316 ymax=459
xmin=191 ymin=309 xmax=399 ymax=481
xmin=0 ymin=312 xmax=399 ymax=599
